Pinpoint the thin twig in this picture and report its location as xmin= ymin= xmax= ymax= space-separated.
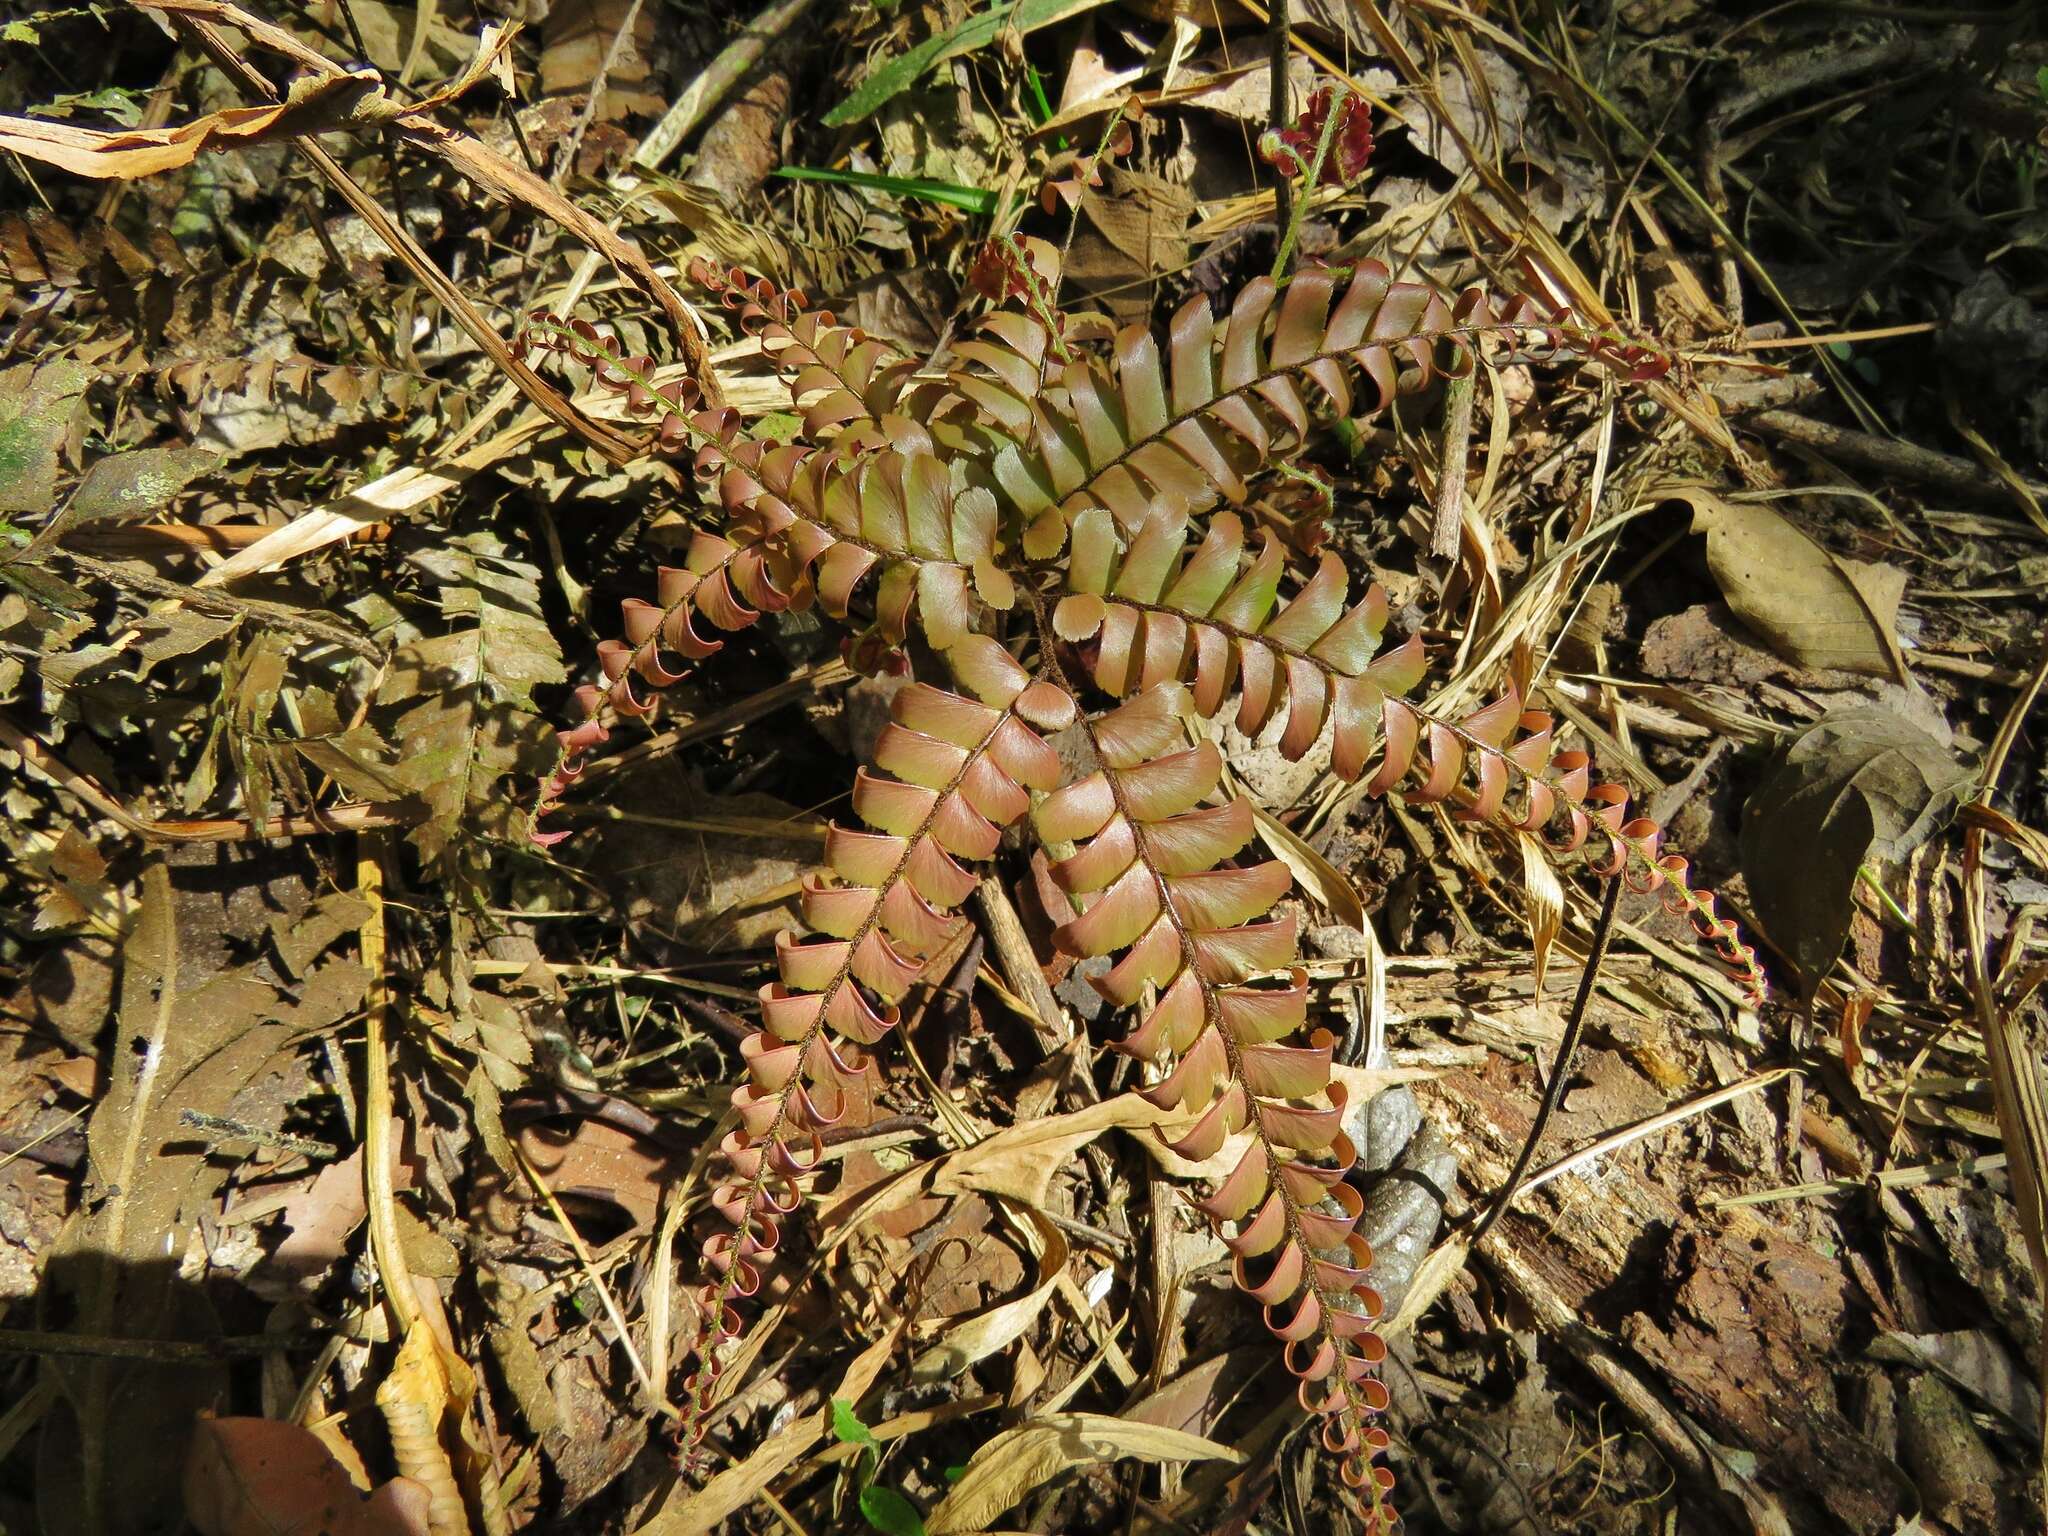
xmin=551 ymin=0 xmax=648 ymax=187
xmin=1466 ymin=874 xmax=1624 ymax=1247
xmin=1267 ymin=0 xmax=1292 ymax=236
xmin=58 ymin=550 xmax=382 ymax=658
xmin=513 ymin=1142 xmax=666 ymax=1410
xmin=178 ymin=1111 xmax=341 ymax=1161
xmin=1748 ymin=410 xmax=2048 ymax=514
xmin=0 ymin=1328 xmax=326 ymax=1362
xmin=1963 ymin=640 xmax=2048 ymax=1485
xmin=1429 ymin=370 xmax=1476 ymax=562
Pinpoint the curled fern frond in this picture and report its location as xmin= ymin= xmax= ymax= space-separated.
xmin=675 ymin=635 xmax=1075 ymax=1445
xmin=512 ymin=311 xmax=738 ymax=452
xmin=1038 ymin=680 xmax=1396 ymax=1517
xmin=1052 ymin=504 xmax=1767 ymax=1003
xmin=945 ymin=261 xmax=1647 ymax=558
xmin=684 ymin=256 xmax=917 ymax=436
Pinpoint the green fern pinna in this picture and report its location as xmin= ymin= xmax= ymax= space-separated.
xmin=516 ymin=233 xmax=1763 ymax=1527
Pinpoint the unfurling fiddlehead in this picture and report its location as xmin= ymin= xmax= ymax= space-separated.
xmin=521 ymin=227 xmax=1762 ymax=1515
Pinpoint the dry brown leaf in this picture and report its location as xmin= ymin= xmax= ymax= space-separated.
xmin=1252 ymin=803 xmax=1365 ymax=928
xmin=505 ymin=1116 xmax=684 ymax=1232
xmin=540 ymin=0 xmax=662 ymax=118
xmin=272 ymin=1150 xmax=369 ymax=1283
xmin=1677 ymin=486 xmax=1907 ymax=679
xmin=0 ymin=23 xmax=516 ymax=182
xmin=1518 ymin=832 xmax=1564 ymax=994
xmin=910 ymin=1207 xmax=1068 ymax=1382
xmin=0 ymin=76 xmax=390 ymax=179
xmin=39 ymin=865 xmax=370 ymax=1536
xmin=185 ymin=1418 xmax=431 ymax=1536
xmin=926 ymin=1413 xmax=1241 ymax=1533
xmin=635 ymin=1321 xmax=904 ymax=1536
xmin=899 ymin=1065 xmax=1404 ymax=1219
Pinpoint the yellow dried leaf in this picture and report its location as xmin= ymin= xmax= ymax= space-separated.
xmin=928 ymin=1412 xmax=1240 ymax=1533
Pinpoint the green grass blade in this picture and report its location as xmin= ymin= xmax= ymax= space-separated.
xmin=822 ymin=0 xmax=1110 ymax=127
xmin=774 ymin=165 xmax=996 ymax=215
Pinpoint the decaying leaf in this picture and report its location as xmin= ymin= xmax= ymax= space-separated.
xmin=38 ymin=864 xmax=370 ymax=1536
xmin=184 ymin=1417 xmax=431 ymax=1536
xmin=1741 ymin=704 xmax=1973 ymax=990
xmin=926 ymin=1412 xmax=1242 ymax=1533
xmin=1679 ymin=487 xmax=1907 ymax=678
xmin=909 ymin=1207 xmax=1068 ymax=1382
xmin=11 ymin=444 xmax=220 ymax=564
xmin=383 ymin=534 xmax=565 ymax=867
xmin=271 ymin=1150 xmax=369 ymax=1284
xmin=0 ymin=357 xmax=87 ymax=518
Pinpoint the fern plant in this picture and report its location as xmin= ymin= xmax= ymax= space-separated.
xmin=516 ymin=232 xmax=1763 ymax=1524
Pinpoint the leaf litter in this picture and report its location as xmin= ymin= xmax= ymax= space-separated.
xmin=0 ymin=2 xmax=2044 ymax=1534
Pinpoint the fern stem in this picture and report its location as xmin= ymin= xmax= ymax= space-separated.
xmin=1267 ymin=0 xmax=1294 ymax=237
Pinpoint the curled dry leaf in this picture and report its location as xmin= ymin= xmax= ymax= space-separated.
xmin=185 ymin=1418 xmax=431 ymax=1536
xmin=926 ymin=1413 xmax=1242 ymax=1534
xmin=1677 ymin=486 xmax=1907 ymax=679
xmin=1518 ymin=832 xmax=1564 ymax=994
xmin=909 ymin=1207 xmax=1069 ymax=1382
xmin=1741 ymin=703 xmax=1972 ymax=991
xmin=375 ymin=1324 xmax=466 ymax=1536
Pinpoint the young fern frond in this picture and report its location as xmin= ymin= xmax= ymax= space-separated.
xmin=1033 ymin=675 xmax=1396 ymax=1517
xmin=941 ymin=259 xmax=1651 ymax=558
xmin=686 ymin=256 xmax=919 ymax=434
xmin=676 ymin=633 xmax=1074 ymax=1444
xmin=521 ymin=231 xmax=1761 ymax=1515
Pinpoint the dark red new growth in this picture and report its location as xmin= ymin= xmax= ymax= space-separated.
xmin=1262 ymin=87 xmax=1375 ymax=187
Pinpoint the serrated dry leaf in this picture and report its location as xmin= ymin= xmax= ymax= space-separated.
xmin=185 ymin=1417 xmax=431 ymax=1536
xmin=927 ymin=1413 xmax=1241 ymax=1533
xmin=293 ymin=728 xmax=413 ymax=803
xmin=1679 ymin=487 xmax=1907 ymax=679
xmin=382 ymin=535 xmax=564 ymax=866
